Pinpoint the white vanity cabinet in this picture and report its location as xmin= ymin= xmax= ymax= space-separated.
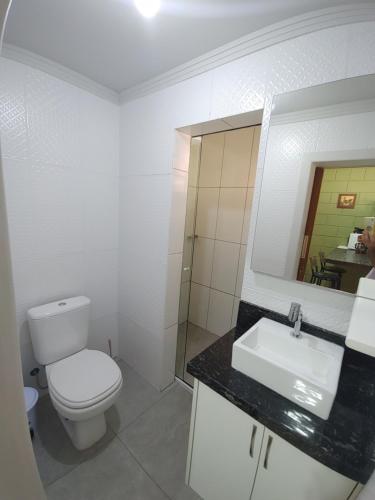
xmin=186 ymin=381 xmax=358 ymax=500
xmin=187 ymin=381 xmax=264 ymax=500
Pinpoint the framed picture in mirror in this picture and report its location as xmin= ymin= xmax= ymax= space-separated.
xmin=337 ymin=193 xmax=356 ymax=209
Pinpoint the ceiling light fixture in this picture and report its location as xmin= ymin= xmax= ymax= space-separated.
xmin=134 ymin=0 xmax=160 ymax=18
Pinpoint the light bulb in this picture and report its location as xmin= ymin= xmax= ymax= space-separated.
xmin=134 ymin=0 xmax=160 ymax=18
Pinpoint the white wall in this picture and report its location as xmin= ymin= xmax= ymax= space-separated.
xmin=0 ymin=57 xmax=120 ymax=388
xmin=119 ymin=22 xmax=375 ymax=389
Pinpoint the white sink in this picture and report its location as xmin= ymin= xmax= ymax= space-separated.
xmin=232 ymin=318 xmax=344 ymax=419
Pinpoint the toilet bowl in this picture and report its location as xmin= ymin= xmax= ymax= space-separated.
xmin=46 ymin=349 xmax=122 ymax=450
xmin=27 ymin=296 xmax=123 ymax=450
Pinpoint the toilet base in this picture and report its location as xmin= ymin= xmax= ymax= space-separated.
xmin=59 ymin=412 xmax=106 ymax=450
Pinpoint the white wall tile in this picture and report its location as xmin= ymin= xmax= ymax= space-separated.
xmin=168 ymin=169 xmax=188 ymax=254
xmin=0 ymin=58 xmax=28 ymax=160
xmin=172 ymin=131 xmax=191 ymax=172
xmin=211 ymin=240 xmax=240 ymax=295
xmin=207 ymin=289 xmax=234 ymax=336
xmin=195 ymin=187 xmax=220 ymax=239
xmin=84 ymin=250 xmax=118 ymax=321
xmin=236 ymin=245 xmax=247 ymax=298
xmin=231 ymin=297 xmax=240 ymax=328
xmin=160 ymin=323 xmax=178 ymax=389
xmin=119 ymin=174 xmax=170 ymax=333
xmin=211 ymin=51 xmax=267 ymax=120
xmin=26 ymin=66 xmax=81 ymax=168
xmin=249 ymin=126 xmax=261 ymax=187
xmin=88 ymin=313 xmax=119 ymax=357
xmin=241 ymin=188 xmax=254 ymax=245
xmin=216 ymin=187 xmax=247 ymax=243
xmin=83 ymin=174 xmax=119 ymax=251
xmin=119 ymin=313 xmax=163 ymax=390
xmin=191 ymin=237 xmax=214 ymax=287
xmin=188 ymin=282 xmax=209 ymax=329
xmin=188 ymin=138 xmax=202 ymax=187
xmin=165 ymin=252 xmax=183 ymax=328
xmin=0 ymin=60 xmax=120 ymax=388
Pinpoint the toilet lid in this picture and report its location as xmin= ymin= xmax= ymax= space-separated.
xmin=47 ymin=349 xmax=122 ymax=409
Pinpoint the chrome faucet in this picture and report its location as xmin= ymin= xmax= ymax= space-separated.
xmin=288 ymin=303 xmax=302 ymax=338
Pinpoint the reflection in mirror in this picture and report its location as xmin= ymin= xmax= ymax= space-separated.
xmin=252 ymin=74 xmax=375 ymax=294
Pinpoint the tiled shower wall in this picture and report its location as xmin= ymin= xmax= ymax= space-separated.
xmin=119 ymin=22 xmax=374 ymax=389
xmin=187 ymin=127 xmax=260 ymax=336
xmin=0 ymin=57 xmax=120 ymax=388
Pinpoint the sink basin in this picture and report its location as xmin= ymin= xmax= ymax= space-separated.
xmin=232 ymin=318 xmax=344 ymax=419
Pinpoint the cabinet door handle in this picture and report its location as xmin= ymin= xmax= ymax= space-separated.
xmin=264 ymin=435 xmax=273 ymax=470
xmin=249 ymin=425 xmax=257 ymax=458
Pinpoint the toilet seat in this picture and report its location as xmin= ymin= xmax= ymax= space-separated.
xmin=47 ymin=349 xmax=122 ymax=410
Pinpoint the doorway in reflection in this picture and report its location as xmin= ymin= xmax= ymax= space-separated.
xmin=297 ymin=165 xmax=374 ymax=293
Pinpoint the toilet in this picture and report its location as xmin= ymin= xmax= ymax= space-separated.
xmin=27 ymin=296 xmax=122 ymax=450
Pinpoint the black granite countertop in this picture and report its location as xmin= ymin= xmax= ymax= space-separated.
xmin=187 ymin=301 xmax=375 ymax=484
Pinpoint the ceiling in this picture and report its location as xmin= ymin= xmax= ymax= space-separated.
xmin=4 ymin=0 xmax=358 ymax=93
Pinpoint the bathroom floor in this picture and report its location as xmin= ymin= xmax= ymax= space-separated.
xmin=33 ymin=359 xmax=200 ymax=500
xmin=176 ymin=322 xmax=220 ymax=385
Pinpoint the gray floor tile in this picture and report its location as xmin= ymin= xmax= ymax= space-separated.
xmin=106 ymin=359 xmax=164 ymax=433
xmin=119 ymin=384 xmax=200 ymax=500
xmin=46 ymin=437 xmax=168 ymax=500
xmin=33 ymin=396 xmax=115 ymax=486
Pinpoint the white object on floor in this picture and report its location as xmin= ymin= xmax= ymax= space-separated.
xmin=232 ymin=318 xmax=344 ymax=419
xmin=27 ymin=296 xmax=122 ymax=450
xmin=346 ymin=278 xmax=375 ymax=357
xmin=337 ymin=245 xmax=348 ymax=249
xmin=24 ymin=387 xmax=39 ymax=432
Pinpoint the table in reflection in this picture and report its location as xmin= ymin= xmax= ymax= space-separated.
xmin=326 ymin=248 xmax=372 ymax=293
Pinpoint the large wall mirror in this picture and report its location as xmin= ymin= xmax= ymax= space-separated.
xmin=252 ymin=74 xmax=375 ymax=294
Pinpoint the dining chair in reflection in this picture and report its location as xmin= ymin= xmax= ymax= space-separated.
xmin=309 ymin=256 xmax=341 ymax=289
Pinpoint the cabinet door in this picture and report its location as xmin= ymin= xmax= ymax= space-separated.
xmin=188 ymin=382 xmax=264 ymax=500
xmin=251 ymin=430 xmax=356 ymax=500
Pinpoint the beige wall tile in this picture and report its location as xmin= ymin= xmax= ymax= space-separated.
xmin=188 ymin=282 xmax=209 ymax=328
xmin=198 ymin=132 xmax=225 ymax=187
xmin=211 ymin=240 xmax=240 ymax=294
xmin=207 ymin=289 xmax=234 ymax=336
xmin=235 ymin=244 xmax=247 ymax=297
xmin=195 ymin=187 xmax=220 ymax=238
xmin=248 ymin=125 xmax=261 ymax=187
xmin=216 ymin=187 xmax=247 ymax=243
xmin=241 ymin=188 xmax=254 ymax=244
xmin=191 ymin=237 xmax=215 ymax=287
xmin=221 ymin=127 xmax=254 ymax=187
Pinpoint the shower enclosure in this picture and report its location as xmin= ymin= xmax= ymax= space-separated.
xmin=175 ymin=126 xmax=260 ymax=385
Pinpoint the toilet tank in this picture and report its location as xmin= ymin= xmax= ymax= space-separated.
xmin=27 ymin=296 xmax=90 ymax=365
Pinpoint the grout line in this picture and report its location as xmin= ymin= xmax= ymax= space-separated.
xmin=114 ymin=434 xmax=174 ymax=500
